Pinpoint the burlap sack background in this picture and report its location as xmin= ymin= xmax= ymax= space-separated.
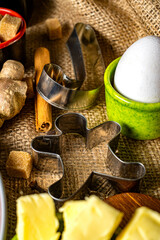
xmin=0 ymin=0 xmax=160 ymax=238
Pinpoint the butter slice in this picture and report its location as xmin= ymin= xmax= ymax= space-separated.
xmin=60 ymin=195 xmax=123 ymax=240
xmin=16 ymin=193 xmax=60 ymax=240
xmin=116 ymin=207 xmax=160 ymax=240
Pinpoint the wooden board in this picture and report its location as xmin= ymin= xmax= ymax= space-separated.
xmin=104 ymin=192 xmax=160 ymax=228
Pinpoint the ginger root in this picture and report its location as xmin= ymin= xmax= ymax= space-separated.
xmin=0 ymin=60 xmax=27 ymax=127
xmin=0 ymin=60 xmax=24 ymax=80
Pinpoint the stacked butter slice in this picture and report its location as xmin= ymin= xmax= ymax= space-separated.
xmin=60 ymin=195 xmax=123 ymax=240
xmin=16 ymin=194 xmax=60 ymax=240
xmin=15 ymin=193 xmax=160 ymax=240
xmin=117 ymin=207 xmax=160 ymax=240
xmin=16 ymin=194 xmax=123 ymax=240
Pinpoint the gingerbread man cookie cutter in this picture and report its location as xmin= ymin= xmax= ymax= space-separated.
xmin=31 ymin=113 xmax=146 ymax=203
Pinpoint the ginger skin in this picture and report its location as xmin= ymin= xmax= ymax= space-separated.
xmin=0 ymin=60 xmax=27 ymax=127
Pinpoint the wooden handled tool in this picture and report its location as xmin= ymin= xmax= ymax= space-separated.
xmin=34 ymin=47 xmax=52 ymax=132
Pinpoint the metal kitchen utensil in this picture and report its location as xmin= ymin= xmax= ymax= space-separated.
xmin=36 ymin=23 xmax=105 ymax=110
xmin=31 ymin=113 xmax=146 ymax=203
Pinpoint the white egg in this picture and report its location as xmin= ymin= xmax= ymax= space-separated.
xmin=114 ymin=36 xmax=160 ymax=103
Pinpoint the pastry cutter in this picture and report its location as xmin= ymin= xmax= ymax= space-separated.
xmin=36 ymin=22 xmax=105 ymax=110
xmin=31 ymin=113 xmax=146 ymax=203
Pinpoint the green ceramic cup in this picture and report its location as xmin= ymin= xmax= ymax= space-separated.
xmin=104 ymin=57 xmax=160 ymax=140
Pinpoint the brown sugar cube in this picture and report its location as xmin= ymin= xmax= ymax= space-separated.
xmin=6 ymin=151 xmax=32 ymax=179
xmin=45 ymin=18 xmax=62 ymax=40
xmin=0 ymin=14 xmax=22 ymax=42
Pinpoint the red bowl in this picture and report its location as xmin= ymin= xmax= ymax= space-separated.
xmin=0 ymin=7 xmax=26 ymax=50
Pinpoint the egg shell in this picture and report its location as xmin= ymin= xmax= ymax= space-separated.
xmin=114 ymin=36 xmax=160 ymax=103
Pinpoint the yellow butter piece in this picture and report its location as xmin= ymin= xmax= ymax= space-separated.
xmin=60 ymin=200 xmax=86 ymax=227
xmin=116 ymin=206 xmax=160 ymax=240
xmin=60 ymin=195 xmax=123 ymax=240
xmin=16 ymin=193 xmax=60 ymax=240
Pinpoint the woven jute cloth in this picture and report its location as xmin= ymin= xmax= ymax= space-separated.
xmin=0 ymin=0 xmax=160 ymax=238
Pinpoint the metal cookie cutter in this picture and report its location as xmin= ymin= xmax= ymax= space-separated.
xmin=37 ymin=23 xmax=105 ymax=110
xmin=31 ymin=113 xmax=146 ymax=203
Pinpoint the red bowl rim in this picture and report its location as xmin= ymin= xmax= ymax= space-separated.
xmin=0 ymin=7 xmax=26 ymax=49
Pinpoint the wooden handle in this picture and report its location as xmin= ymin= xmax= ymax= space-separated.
xmin=34 ymin=47 xmax=52 ymax=132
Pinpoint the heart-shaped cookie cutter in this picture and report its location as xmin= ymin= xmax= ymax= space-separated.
xmin=31 ymin=113 xmax=146 ymax=203
xmin=36 ymin=23 xmax=105 ymax=110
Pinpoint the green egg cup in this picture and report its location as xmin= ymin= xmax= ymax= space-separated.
xmin=104 ymin=57 xmax=160 ymax=140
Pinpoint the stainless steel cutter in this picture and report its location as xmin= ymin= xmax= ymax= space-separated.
xmin=36 ymin=23 xmax=105 ymax=110
xmin=31 ymin=113 xmax=146 ymax=203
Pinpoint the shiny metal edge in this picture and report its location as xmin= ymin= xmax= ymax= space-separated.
xmin=37 ymin=23 xmax=105 ymax=110
xmin=31 ymin=113 xmax=146 ymax=204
